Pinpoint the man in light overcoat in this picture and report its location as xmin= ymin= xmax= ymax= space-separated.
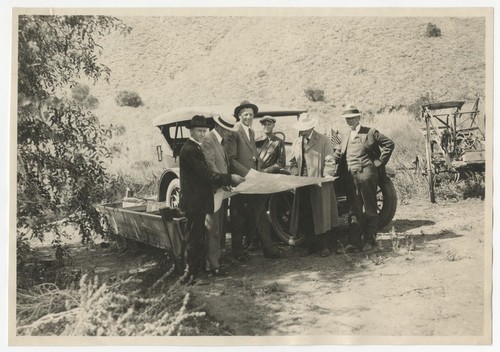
xmin=289 ymin=113 xmax=339 ymax=257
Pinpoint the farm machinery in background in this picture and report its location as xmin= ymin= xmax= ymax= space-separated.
xmin=417 ymin=98 xmax=485 ymax=203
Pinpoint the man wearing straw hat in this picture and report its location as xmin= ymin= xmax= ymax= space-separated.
xmin=334 ymin=106 xmax=394 ymax=252
xmin=201 ymin=113 xmax=238 ymax=277
xmin=289 ymin=113 xmax=339 ymax=257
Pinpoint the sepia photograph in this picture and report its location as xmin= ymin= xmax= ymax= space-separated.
xmin=5 ymin=2 xmax=495 ymax=349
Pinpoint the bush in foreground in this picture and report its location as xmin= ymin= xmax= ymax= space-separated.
xmin=16 ymin=273 xmax=206 ymax=336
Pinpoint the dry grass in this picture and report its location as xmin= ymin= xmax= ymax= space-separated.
xmin=17 ymin=273 xmax=206 ymax=336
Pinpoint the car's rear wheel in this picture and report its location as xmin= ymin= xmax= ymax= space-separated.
xmin=377 ymin=177 xmax=397 ymax=229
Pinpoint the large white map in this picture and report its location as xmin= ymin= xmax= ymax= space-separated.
xmin=214 ymin=169 xmax=336 ymax=211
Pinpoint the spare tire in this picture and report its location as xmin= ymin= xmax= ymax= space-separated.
xmin=377 ymin=177 xmax=398 ymax=229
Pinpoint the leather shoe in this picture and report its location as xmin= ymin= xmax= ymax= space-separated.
xmin=207 ymin=268 xmax=228 ymax=278
xmin=337 ymin=244 xmax=360 ymax=254
xmin=179 ymin=272 xmax=195 ymax=285
xmin=264 ymin=249 xmax=285 ymax=259
xmin=362 ymin=243 xmax=374 ymax=252
xmin=248 ymin=241 xmax=260 ymax=251
xmin=233 ymin=251 xmax=250 ymax=262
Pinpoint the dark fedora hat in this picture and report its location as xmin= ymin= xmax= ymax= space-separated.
xmin=187 ymin=115 xmax=210 ymax=129
xmin=233 ymin=100 xmax=258 ymax=118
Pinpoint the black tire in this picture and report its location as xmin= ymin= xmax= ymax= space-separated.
xmin=268 ymin=191 xmax=306 ymax=246
xmin=377 ymin=177 xmax=398 ymax=229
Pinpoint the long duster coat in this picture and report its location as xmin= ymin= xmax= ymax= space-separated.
xmin=289 ymin=130 xmax=339 ymax=235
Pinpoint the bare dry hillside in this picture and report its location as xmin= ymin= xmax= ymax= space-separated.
xmin=86 ymin=16 xmax=485 ymax=176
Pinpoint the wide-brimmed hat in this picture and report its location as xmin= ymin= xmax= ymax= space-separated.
xmin=342 ymin=106 xmax=361 ymax=118
xmin=294 ymin=113 xmax=317 ymax=131
xmin=187 ymin=115 xmax=210 ymax=129
xmin=234 ymin=100 xmax=258 ymax=118
xmin=213 ymin=114 xmax=238 ymax=131
xmin=260 ymin=115 xmax=276 ymax=124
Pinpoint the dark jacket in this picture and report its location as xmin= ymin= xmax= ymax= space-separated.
xmin=225 ymin=123 xmax=260 ymax=176
xmin=179 ymin=139 xmax=232 ymax=214
xmin=256 ymin=134 xmax=286 ymax=173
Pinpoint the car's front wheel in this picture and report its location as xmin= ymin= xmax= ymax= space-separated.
xmin=165 ymin=178 xmax=181 ymax=208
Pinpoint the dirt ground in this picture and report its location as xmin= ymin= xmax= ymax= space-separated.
xmin=31 ymin=197 xmax=487 ymax=337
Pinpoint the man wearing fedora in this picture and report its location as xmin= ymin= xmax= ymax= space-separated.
xmin=289 ymin=113 xmax=339 ymax=257
xmin=225 ymin=101 xmax=284 ymax=260
xmin=201 ymin=113 xmax=238 ymax=277
xmin=179 ymin=115 xmax=245 ymax=283
xmin=334 ymin=106 xmax=394 ymax=252
xmin=256 ymin=115 xmax=287 ymax=174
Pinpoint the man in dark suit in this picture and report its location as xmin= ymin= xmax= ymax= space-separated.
xmin=201 ymin=114 xmax=238 ymax=276
xmin=179 ymin=115 xmax=245 ymax=283
xmin=334 ymin=106 xmax=394 ymax=252
xmin=225 ymin=101 xmax=284 ymax=260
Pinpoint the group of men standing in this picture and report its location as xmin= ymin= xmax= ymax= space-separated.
xmin=178 ymin=101 xmax=394 ymax=284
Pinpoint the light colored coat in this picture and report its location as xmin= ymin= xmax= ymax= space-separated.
xmin=289 ymin=130 xmax=338 ymax=235
xmin=202 ymin=130 xmax=230 ymax=176
xmin=200 ymin=130 xmax=231 ymax=271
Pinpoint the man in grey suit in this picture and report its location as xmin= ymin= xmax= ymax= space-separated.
xmin=225 ymin=101 xmax=283 ymax=260
xmin=334 ymin=106 xmax=394 ymax=252
xmin=201 ymin=114 xmax=238 ymax=277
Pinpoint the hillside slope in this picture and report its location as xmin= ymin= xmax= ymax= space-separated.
xmin=88 ymin=16 xmax=485 ymax=175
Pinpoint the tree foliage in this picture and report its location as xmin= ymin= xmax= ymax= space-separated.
xmin=17 ymin=15 xmax=131 ymax=246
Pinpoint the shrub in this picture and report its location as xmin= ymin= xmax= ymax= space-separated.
xmin=71 ymin=84 xmax=99 ymax=110
xmin=71 ymin=84 xmax=90 ymax=102
xmin=16 ymin=274 xmax=206 ymax=336
xmin=257 ymin=70 xmax=267 ymax=78
xmin=304 ymin=88 xmax=325 ymax=102
xmin=426 ymin=23 xmax=441 ymax=38
xmin=83 ymin=95 xmax=99 ymax=110
xmin=115 ymin=90 xmax=143 ymax=107
xmin=407 ymin=92 xmax=435 ymax=119
xmin=110 ymin=124 xmax=126 ymax=137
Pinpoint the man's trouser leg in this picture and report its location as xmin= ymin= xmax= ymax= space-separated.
xmin=229 ymin=195 xmax=246 ymax=257
xmin=352 ymin=165 xmax=379 ymax=245
xmin=295 ymin=187 xmax=315 ymax=253
xmin=184 ymin=212 xmax=206 ymax=276
xmin=345 ymin=172 xmax=363 ymax=249
xmin=246 ymin=194 xmax=280 ymax=256
xmin=205 ymin=205 xmax=225 ymax=271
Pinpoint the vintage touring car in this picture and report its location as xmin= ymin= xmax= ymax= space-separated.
xmin=100 ymin=105 xmax=398 ymax=255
